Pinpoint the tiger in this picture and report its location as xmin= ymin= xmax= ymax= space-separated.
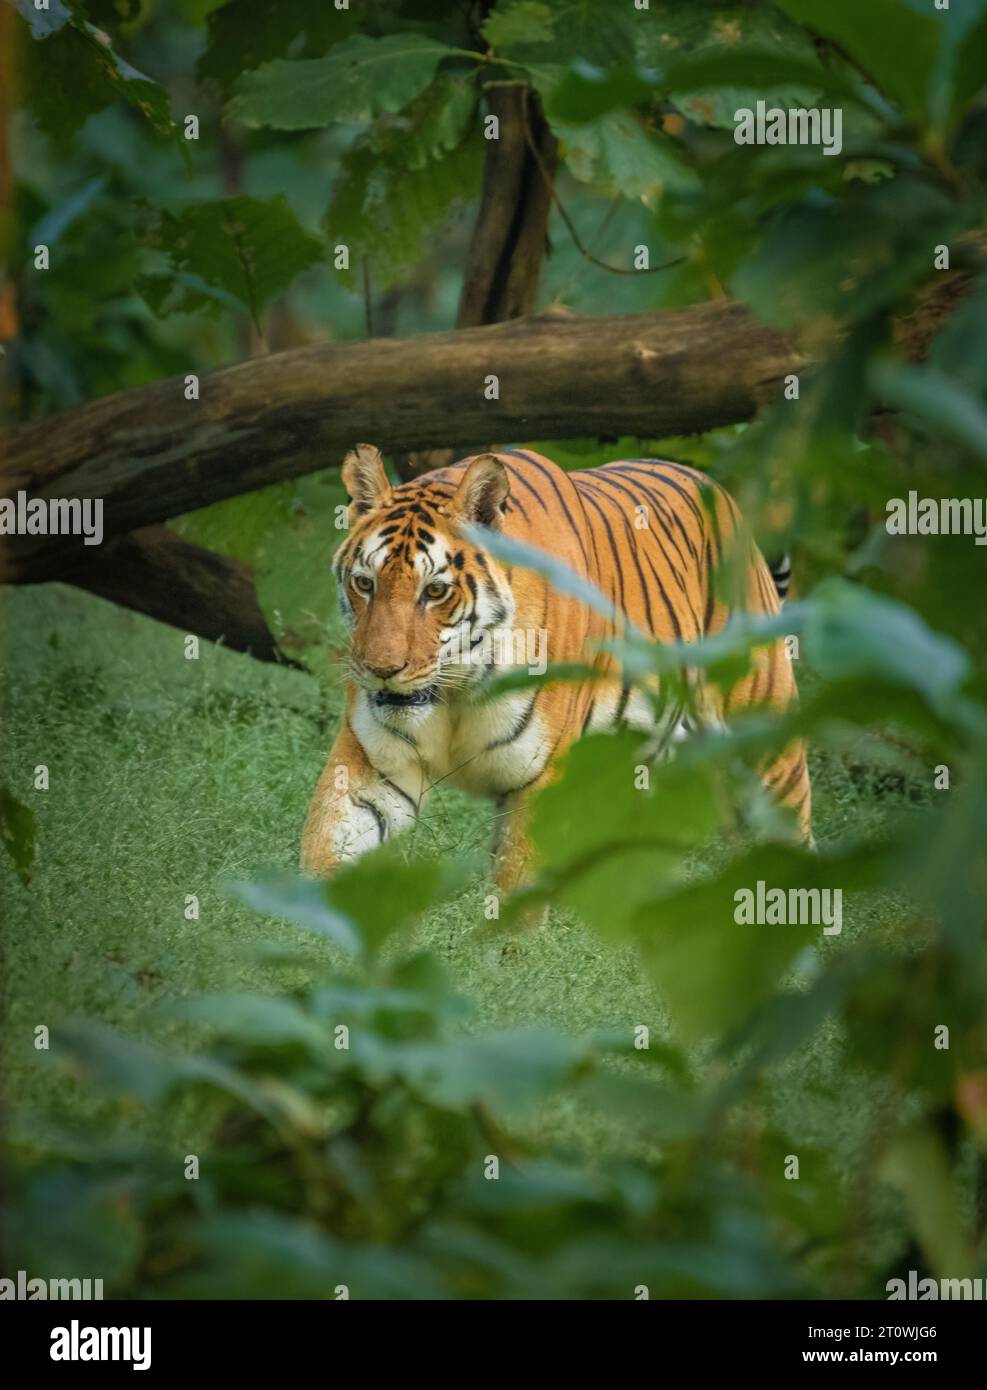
xmin=300 ymin=444 xmax=812 ymax=891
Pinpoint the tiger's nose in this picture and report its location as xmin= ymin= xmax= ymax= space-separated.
xmin=367 ymin=662 xmax=406 ymax=680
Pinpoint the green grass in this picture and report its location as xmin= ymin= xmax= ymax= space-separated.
xmin=0 ymin=580 xmax=923 ymax=1251
xmin=0 ymin=585 xmax=656 ymax=1117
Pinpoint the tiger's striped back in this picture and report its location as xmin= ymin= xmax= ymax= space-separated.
xmin=510 ymin=450 xmax=809 ymax=833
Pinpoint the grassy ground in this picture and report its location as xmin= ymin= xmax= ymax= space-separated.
xmin=0 ymin=580 xmax=919 ymax=1252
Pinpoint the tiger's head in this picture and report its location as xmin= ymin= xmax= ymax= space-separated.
xmin=332 ymin=445 xmax=517 ymax=709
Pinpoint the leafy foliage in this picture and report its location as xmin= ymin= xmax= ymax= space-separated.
xmin=0 ymin=847 xmax=818 ymax=1298
xmin=229 ymin=33 xmax=463 ymax=131
xmin=6 ymin=0 xmax=987 ymax=1302
xmin=196 ymin=0 xmax=361 ymax=93
xmin=485 ymin=0 xmax=637 ymax=70
xmin=553 ymin=109 xmax=697 ymax=204
xmin=139 ymin=195 xmax=324 ymax=328
xmin=326 ymin=74 xmax=482 ymax=290
xmin=11 ymin=0 xmax=175 ymax=140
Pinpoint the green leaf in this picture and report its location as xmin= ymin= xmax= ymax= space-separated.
xmin=326 ymin=75 xmax=482 ymax=291
xmin=141 ymin=195 xmax=323 ymax=328
xmin=526 ymin=729 xmax=720 ymax=935
xmin=228 ymin=873 xmax=363 ymax=957
xmin=232 ymin=854 xmax=472 ymax=962
xmin=805 ymin=578 xmax=971 ymax=717
xmin=57 ymin=1019 xmax=307 ymax=1129
xmin=843 ymin=951 xmax=969 ymax=1094
xmin=543 ymin=1231 xmax=800 ymax=1298
xmin=397 ymin=71 xmax=479 ymax=170
xmin=55 ymin=1019 xmax=203 ymax=1105
xmin=628 ymin=2 xmax=872 ymax=131
xmin=16 ymin=8 xmax=174 ymax=139
xmin=474 ymin=660 xmax=602 ymax=702
xmin=463 ymin=524 xmax=627 ymax=626
xmin=310 ymin=971 xmax=468 ymax=1029
xmin=229 ymin=33 xmax=462 ymax=131
xmin=483 ymin=1 xmax=556 ymax=49
xmin=29 ymin=177 xmax=106 ymax=249
xmin=177 ymin=994 xmax=331 ymax=1055
xmin=136 ymin=270 xmax=245 ymax=320
xmin=749 ymin=1130 xmax=850 ymax=1243
xmin=716 ymin=957 xmax=862 ymax=1090
xmin=661 ymin=50 xmax=860 ymax=121
xmin=882 ymin=1126 xmax=976 ymax=1277
xmin=545 ymin=63 xmax=653 ymax=124
xmin=554 ymin=109 xmax=698 ymax=202
xmin=328 ymin=146 xmax=432 ymax=292
xmin=573 ymin=1072 xmax=705 ymax=1141
xmin=947 ymin=1 xmax=987 ymax=125
xmin=487 ymin=0 xmax=636 ymax=69
xmin=895 ymin=762 xmax=987 ymax=961
xmin=546 ymin=0 xmax=868 ymax=129
xmin=354 ymin=1029 xmax=590 ymax=1112
xmin=328 ymin=846 xmax=474 ymax=956
xmin=631 ymin=844 xmax=850 ymax=1041
xmin=869 ymin=360 xmax=987 ymax=465
xmin=175 ymin=1212 xmax=346 ymax=1299
xmin=774 ymin=0 xmax=944 ymax=120
xmin=0 ymin=783 xmax=36 ymax=887
xmin=606 ymin=607 xmax=792 ymax=685
xmin=197 ymin=0 xmax=357 ymax=92
xmin=592 ymin=1028 xmax=694 ymax=1086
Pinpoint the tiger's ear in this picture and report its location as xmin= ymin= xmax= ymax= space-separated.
xmin=451 ymin=454 xmax=509 ymax=529
xmin=341 ymin=444 xmax=390 ymax=514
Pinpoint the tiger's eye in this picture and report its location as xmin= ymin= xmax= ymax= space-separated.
xmin=352 ymin=575 xmax=374 ymax=595
xmin=424 ymin=580 xmax=449 ymax=601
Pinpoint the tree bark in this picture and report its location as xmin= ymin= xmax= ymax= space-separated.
xmin=0 ymin=270 xmax=973 ymax=586
xmin=1 ymin=300 xmax=803 ymax=581
xmin=456 ymin=85 xmax=557 ymax=329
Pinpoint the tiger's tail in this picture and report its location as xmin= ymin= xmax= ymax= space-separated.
xmin=767 ymin=552 xmax=792 ymax=604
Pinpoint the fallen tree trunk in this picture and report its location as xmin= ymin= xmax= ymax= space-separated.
xmin=0 ymin=260 xmax=974 ymax=588
xmin=1 ymin=301 xmax=802 ymax=581
xmin=58 ymin=525 xmax=300 ymax=666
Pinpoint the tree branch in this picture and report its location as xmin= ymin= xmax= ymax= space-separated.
xmin=56 ymin=525 xmax=300 ymax=667
xmin=0 ymin=301 xmax=798 ymax=581
xmin=0 ymin=270 xmax=973 ymax=585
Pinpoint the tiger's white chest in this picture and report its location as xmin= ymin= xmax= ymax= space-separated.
xmin=350 ymin=688 xmax=552 ymax=800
